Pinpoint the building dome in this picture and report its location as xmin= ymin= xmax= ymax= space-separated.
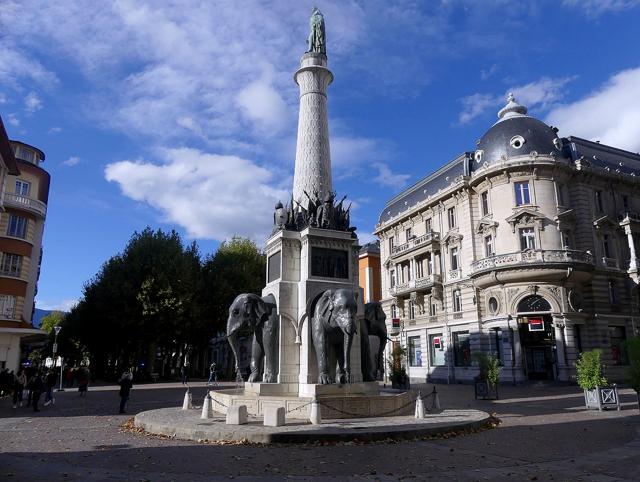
xmin=474 ymin=94 xmax=564 ymax=166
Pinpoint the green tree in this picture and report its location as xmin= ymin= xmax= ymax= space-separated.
xmin=40 ymin=311 xmax=66 ymax=334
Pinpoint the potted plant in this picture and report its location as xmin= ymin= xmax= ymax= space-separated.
xmin=473 ymin=353 xmax=500 ymax=400
xmin=623 ymin=337 xmax=640 ymax=411
xmin=576 ymin=349 xmax=620 ymax=411
xmin=387 ymin=345 xmax=409 ymax=389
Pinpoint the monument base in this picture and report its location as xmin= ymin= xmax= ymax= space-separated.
xmin=298 ymin=381 xmax=380 ymax=398
xmin=244 ymin=382 xmax=298 ymax=396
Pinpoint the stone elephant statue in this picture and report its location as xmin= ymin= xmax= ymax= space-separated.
xmin=311 ymin=289 xmax=358 ymax=384
xmin=227 ymin=293 xmax=278 ymax=383
xmin=360 ymin=302 xmax=388 ymax=382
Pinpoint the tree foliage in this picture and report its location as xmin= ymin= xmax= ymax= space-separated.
xmin=40 ymin=311 xmax=66 ymax=334
xmin=59 ymin=228 xmax=265 ymax=379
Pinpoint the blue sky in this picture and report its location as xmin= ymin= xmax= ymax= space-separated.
xmin=1 ymin=0 xmax=640 ymax=311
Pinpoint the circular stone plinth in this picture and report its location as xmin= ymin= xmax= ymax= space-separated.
xmin=134 ymin=407 xmax=492 ymax=444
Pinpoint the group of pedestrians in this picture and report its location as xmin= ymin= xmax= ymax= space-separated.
xmin=3 ymin=368 xmax=55 ymax=412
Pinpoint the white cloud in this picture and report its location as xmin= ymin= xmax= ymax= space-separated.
xmin=0 ymin=93 xmax=6 ymax=104
xmin=48 ymin=126 xmax=62 ymax=134
xmin=546 ymin=67 xmax=640 ymax=153
xmin=37 ymin=298 xmax=78 ymax=312
xmin=105 ymin=147 xmax=289 ymax=241
xmin=62 ymin=156 xmax=80 ymax=167
xmin=373 ymin=163 xmax=410 ymax=189
xmin=458 ymin=76 xmax=575 ymax=124
xmin=0 ymin=45 xmax=58 ymax=89
xmin=24 ymin=91 xmax=43 ymax=113
xmin=459 ymin=93 xmax=496 ymax=124
xmin=480 ymin=64 xmax=499 ymax=81
xmin=236 ymin=79 xmax=290 ymax=134
xmin=562 ymin=0 xmax=640 ymax=15
xmin=7 ymin=113 xmax=20 ymax=126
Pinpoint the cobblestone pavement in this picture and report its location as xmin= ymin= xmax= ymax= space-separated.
xmin=1 ymin=381 xmax=639 ymax=481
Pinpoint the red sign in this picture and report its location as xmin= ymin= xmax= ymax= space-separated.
xmin=392 ymin=318 xmax=401 ymax=329
xmin=528 ymin=317 xmax=544 ymax=331
xmin=433 ymin=337 xmax=441 ymax=349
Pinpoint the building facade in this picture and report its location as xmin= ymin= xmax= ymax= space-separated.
xmin=359 ymin=241 xmax=381 ymax=303
xmin=0 ymin=118 xmax=49 ymax=372
xmin=374 ymin=95 xmax=639 ymax=384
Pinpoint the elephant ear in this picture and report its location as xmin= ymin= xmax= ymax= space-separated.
xmin=318 ymin=290 xmax=334 ymax=318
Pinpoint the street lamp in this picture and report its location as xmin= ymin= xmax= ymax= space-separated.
xmin=53 ymin=325 xmax=64 ymax=391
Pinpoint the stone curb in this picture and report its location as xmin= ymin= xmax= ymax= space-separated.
xmin=134 ymin=407 xmax=493 ymax=444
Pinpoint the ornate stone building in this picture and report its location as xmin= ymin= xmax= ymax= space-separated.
xmin=374 ymin=95 xmax=640 ymax=383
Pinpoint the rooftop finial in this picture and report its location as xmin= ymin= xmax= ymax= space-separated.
xmin=497 ymin=92 xmax=527 ymax=121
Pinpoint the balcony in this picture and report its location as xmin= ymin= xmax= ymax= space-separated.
xmin=390 ymin=231 xmax=440 ymax=259
xmin=4 ymin=193 xmax=47 ymax=217
xmin=471 ymin=249 xmax=595 ymax=275
xmin=391 ymin=273 xmax=442 ymax=297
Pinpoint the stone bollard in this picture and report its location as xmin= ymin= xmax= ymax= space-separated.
xmin=309 ymin=397 xmax=321 ymax=425
xmin=264 ymin=406 xmax=285 ymax=427
xmin=415 ymin=391 xmax=425 ymax=419
xmin=226 ymin=405 xmax=248 ymax=425
xmin=182 ymin=389 xmax=193 ymax=410
xmin=201 ymin=393 xmax=213 ymax=419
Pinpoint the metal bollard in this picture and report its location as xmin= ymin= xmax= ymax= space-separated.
xmin=415 ymin=391 xmax=425 ymax=419
xmin=309 ymin=397 xmax=322 ymax=425
xmin=201 ymin=393 xmax=213 ymax=419
xmin=182 ymin=389 xmax=193 ymax=410
xmin=432 ymin=386 xmax=441 ymax=411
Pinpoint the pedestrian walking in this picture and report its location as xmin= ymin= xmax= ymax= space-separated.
xmin=77 ymin=367 xmax=89 ymax=396
xmin=31 ymin=371 xmax=44 ymax=412
xmin=12 ymin=369 xmax=26 ymax=408
xmin=118 ymin=371 xmax=133 ymax=414
xmin=207 ymin=362 xmax=218 ymax=386
xmin=181 ymin=363 xmax=189 ymax=385
xmin=44 ymin=369 xmax=57 ymax=406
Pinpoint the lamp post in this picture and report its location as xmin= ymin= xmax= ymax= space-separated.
xmin=53 ymin=325 xmax=64 ymax=391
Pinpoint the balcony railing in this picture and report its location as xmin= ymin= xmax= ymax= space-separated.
xmin=4 ymin=193 xmax=47 ymax=217
xmin=602 ymin=257 xmax=619 ymax=269
xmin=391 ymin=231 xmax=440 ymax=258
xmin=391 ymin=273 xmax=442 ymax=296
xmin=470 ymin=249 xmax=594 ymax=274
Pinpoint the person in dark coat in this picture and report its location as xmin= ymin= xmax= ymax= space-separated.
xmin=44 ymin=369 xmax=57 ymax=406
xmin=31 ymin=372 xmax=44 ymax=412
xmin=118 ymin=371 xmax=133 ymax=414
xmin=77 ymin=367 xmax=89 ymax=396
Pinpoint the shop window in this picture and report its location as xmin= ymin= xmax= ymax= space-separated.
xmin=609 ymin=326 xmax=628 ymax=365
xmin=489 ymin=328 xmax=503 ymax=364
xmin=429 ymin=334 xmax=445 ymax=366
xmin=514 ymin=181 xmax=530 ymax=206
xmin=453 ymin=331 xmax=471 ymax=367
xmin=408 ymin=336 xmax=422 ymax=367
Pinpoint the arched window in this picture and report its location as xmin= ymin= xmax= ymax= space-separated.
xmin=517 ymin=295 xmax=552 ymax=313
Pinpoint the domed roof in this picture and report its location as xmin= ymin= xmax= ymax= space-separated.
xmin=475 ymin=94 xmax=565 ymax=166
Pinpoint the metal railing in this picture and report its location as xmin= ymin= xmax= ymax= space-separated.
xmin=4 ymin=193 xmax=47 ymax=217
xmin=470 ymin=249 xmax=594 ymax=274
xmin=391 ymin=231 xmax=440 ymax=258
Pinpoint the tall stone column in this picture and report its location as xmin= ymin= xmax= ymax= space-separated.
xmin=292 ymin=53 xmax=333 ymax=209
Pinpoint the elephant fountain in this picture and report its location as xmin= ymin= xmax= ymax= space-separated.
xmin=226 ymin=293 xmax=278 ymax=383
xmin=360 ymin=302 xmax=388 ymax=382
xmin=311 ymin=288 xmax=358 ymax=384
